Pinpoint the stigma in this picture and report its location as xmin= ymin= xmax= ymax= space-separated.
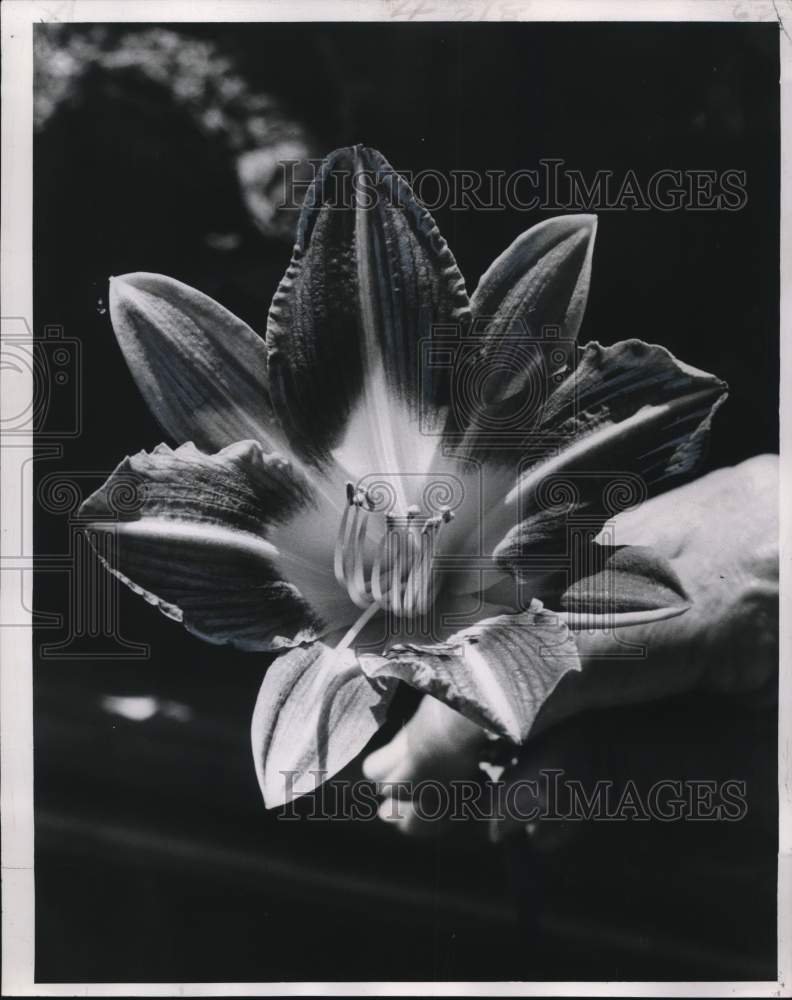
xmin=334 ymin=481 xmax=454 ymax=618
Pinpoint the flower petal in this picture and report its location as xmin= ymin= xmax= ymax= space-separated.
xmin=444 ymin=215 xmax=597 ymax=462
xmin=251 ymin=643 xmax=397 ymax=807
xmin=359 ymin=603 xmax=580 ymax=743
xmin=558 ymin=544 xmax=691 ymax=627
xmin=79 ymin=440 xmax=356 ymax=650
xmin=470 ymin=213 xmax=597 ymax=352
xmin=266 ymin=144 xmax=471 ymax=467
xmin=471 ymin=214 xmax=596 ymax=335
xmin=109 ymin=272 xmax=286 ymax=452
xmin=494 ymin=340 xmax=728 ymax=575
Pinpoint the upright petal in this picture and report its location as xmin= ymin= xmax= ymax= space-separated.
xmin=79 ymin=440 xmax=357 ymax=650
xmin=359 ymin=603 xmax=580 ymax=743
xmin=470 ymin=214 xmax=596 ymax=348
xmin=494 ymin=340 xmax=728 ymax=577
xmin=109 ymin=272 xmax=286 ymax=452
xmin=445 ymin=215 xmax=597 ymax=464
xmin=266 ymin=145 xmax=471 ymax=473
xmin=251 ymin=643 xmax=397 ymax=807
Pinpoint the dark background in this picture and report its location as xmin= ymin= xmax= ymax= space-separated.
xmin=33 ymin=22 xmax=779 ymax=983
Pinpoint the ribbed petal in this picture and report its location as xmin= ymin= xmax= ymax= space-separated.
xmin=79 ymin=440 xmax=357 ymax=650
xmin=494 ymin=340 xmax=728 ymax=576
xmin=471 ymin=214 xmax=597 ymax=342
xmin=445 ymin=215 xmax=597 ymax=464
xmin=359 ymin=603 xmax=580 ymax=743
xmin=109 ymin=272 xmax=286 ymax=453
xmin=266 ymin=145 xmax=471 ymax=474
xmin=251 ymin=643 xmax=397 ymax=807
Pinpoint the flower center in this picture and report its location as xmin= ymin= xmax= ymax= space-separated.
xmin=334 ymin=482 xmax=454 ymax=619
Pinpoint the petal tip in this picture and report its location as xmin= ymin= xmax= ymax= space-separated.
xmin=566 ymin=212 xmax=598 ymax=232
xmin=108 ymin=271 xmax=145 ymax=290
xmin=107 ymin=272 xmax=156 ymax=310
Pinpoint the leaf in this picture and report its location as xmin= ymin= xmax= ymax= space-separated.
xmin=109 ymin=272 xmax=286 ymax=453
xmin=251 ymin=643 xmax=397 ymax=807
xmin=359 ymin=604 xmax=580 ymax=743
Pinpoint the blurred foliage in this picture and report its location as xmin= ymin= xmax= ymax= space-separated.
xmin=35 ymin=25 xmax=317 ymax=241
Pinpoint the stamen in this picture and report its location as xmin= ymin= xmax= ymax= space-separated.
xmin=401 ymin=525 xmax=418 ymax=619
xmin=333 ymin=501 xmax=352 ymax=587
xmin=335 ymin=486 xmax=455 ymax=620
xmin=350 ymin=504 xmax=371 ymax=605
xmin=403 ymin=528 xmax=430 ymax=619
xmin=335 ymin=487 xmax=368 ymax=608
xmin=371 ymin=532 xmax=388 ymax=607
xmin=389 ymin=526 xmax=403 ymax=617
xmin=414 ymin=516 xmax=443 ymax=615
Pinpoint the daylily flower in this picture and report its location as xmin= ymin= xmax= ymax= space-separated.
xmin=80 ymin=145 xmax=727 ymax=808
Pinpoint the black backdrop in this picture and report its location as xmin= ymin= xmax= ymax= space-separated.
xmin=34 ymin=22 xmax=779 ymax=983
